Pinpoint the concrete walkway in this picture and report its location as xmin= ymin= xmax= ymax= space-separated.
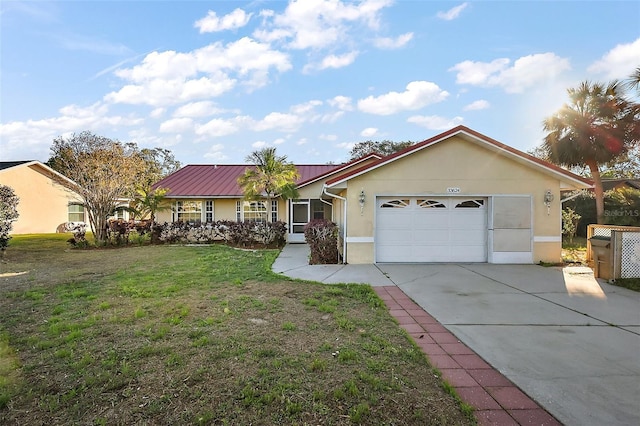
xmin=272 ymin=244 xmax=640 ymax=426
xmin=272 ymin=243 xmax=395 ymax=286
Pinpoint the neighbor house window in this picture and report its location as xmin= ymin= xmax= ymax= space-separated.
xmin=175 ymin=201 xmax=202 ymax=222
xmin=68 ymin=204 xmax=85 ymax=222
xmin=235 ymin=200 xmax=278 ymax=222
xmin=205 ymin=201 xmax=214 ymax=222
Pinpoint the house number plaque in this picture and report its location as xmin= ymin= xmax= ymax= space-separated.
xmin=446 ymin=187 xmax=461 ymax=193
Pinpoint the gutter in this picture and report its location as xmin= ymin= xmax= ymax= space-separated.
xmin=561 ymin=190 xmax=587 ymax=204
xmin=322 ymin=185 xmax=347 ymax=264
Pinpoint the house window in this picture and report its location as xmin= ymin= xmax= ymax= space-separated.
xmin=311 ymin=199 xmax=326 ymax=220
xmin=205 ymin=201 xmax=214 ymax=222
xmin=236 ymin=200 xmax=278 ymax=222
xmin=176 ymin=201 xmax=202 ymax=222
xmin=68 ymin=203 xmax=85 ymax=222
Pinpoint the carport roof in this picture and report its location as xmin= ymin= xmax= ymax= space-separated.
xmin=325 ymin=125 xmax=594 ymax=189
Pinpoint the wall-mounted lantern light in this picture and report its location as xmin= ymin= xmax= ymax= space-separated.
xmin=358 ymin=189 xmax=365 ymax=214
xmin=544 ymin=190 xmax=554 ymax=215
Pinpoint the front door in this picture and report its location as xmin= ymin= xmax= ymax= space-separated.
xmin=289 ymin=200 xmax=309 ymax=243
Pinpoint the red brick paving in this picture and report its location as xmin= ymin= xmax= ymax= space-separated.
xmin=373 ymin=285 xmax=561 ymax=426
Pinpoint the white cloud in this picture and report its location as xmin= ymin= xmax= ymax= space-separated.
xmin=336 ymin=141 xmax=355 ymax=150
xmin=0 ymin=102 xmax=142 ymax=160
xmin=173 ymin=101 xmax=223 ymax=118
xmin=328 ymin=95 xmax=353 ymax=111
xmin=203 ymin=144 xmax=228 ymax=160
xmin=252 ymin=140 xmax=268 ymax=149
xmin=450 ymin=53 xmax=571 ymax=93
xmin=291 ymin=100 xmax=322 ymax=115
xmin=588 ymin=37 xmax=640 ymax=79
xmin=321 ymin=111 xmax=345 ymax=123
xmin=159 ymin=117 xmax=193 ymax=133
xmin=195 ymin=8 xmax=252 ymax=33
xmin=450 ymin=58 xmax=510 ymax=85
xmin=296 ymin=138 xmax=308 ymax=145
xmin=303 ymin=51 xmax=359 ymax=72
xmin=105 ymin=38 xmax=291 ymax=106
xmin=196 ymin=118 xmax=240 ymax=137
xmin=254 ymin=112 xmax=304 ymax=132
xmin=253 ymin=0 xmax=393 ymax=50
xmin=407 ymin=115 xmax=464 ymax=130
xmin=105 ymin=75 xmax=236 ymax=106
xmin=357 ymin=81 xmax=449 ymax=115
xmin=360 ymin=127 xmax=378 ymax=137
xmin=273 ymin=138 xmax=286 ymax=145
xmin=150 ymin=107 xmax=166 ymax=118
xmin=463 ymin=99 xmax=490 ymax=111
xmin=373 ymin=32 xmax=413 ymax=49
xmin=437 ymin=3 xmax=468 ymax=21
xmin=319 ymin=134 xmax=338 ymax=141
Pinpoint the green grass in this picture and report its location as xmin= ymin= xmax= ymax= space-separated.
xmin=0 ymin=234 xmax=473 ymax=425
xmin=611 ymin=278 xmax=640 ymax=292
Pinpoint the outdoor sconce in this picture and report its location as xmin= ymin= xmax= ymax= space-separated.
xmin=544 ymin=190 xmax=554 ymax=215
xmin=358 ymin=189 xmax=366 ymax=214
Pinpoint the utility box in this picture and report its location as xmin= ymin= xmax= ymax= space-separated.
xmin=589 ymin=236 xmax=611 ymax=280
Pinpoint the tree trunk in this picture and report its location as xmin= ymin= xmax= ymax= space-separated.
xmin=586 ymin=160 xmax=605 ymax=224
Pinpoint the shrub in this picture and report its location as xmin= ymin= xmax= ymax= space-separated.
xmin=562 ymin=207 xmax=581 ymax=244
xmin=304 ymin=219 xmax=338 ymax=264
xmin=67 ymin=223 xmax=89 ymax=248
xmin=156 ymin=220 xmax=287 ymax=248
xmin=0 ymin=185 xmax=19 ymax=253
xmin=564 ymin=188 xmax=640 ymax=236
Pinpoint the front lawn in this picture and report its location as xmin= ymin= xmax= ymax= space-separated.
xmin=0 ymin=235 xmax=473 ymax=425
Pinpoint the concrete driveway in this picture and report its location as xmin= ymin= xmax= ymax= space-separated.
xmin=378 ymin=263 xmax=640 ymax=426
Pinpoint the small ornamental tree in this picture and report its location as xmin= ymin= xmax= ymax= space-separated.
xmin=0 ymin=185 xmax=20 ymax=254
xmin=562 ymin=207 xmax=582 ymax=245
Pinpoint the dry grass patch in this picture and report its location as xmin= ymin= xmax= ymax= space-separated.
xmin=0 ymin=235 xmax=473 ymax=425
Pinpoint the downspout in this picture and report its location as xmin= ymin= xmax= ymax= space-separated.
xmin=322 ymin=185 xmax=347 ymax=264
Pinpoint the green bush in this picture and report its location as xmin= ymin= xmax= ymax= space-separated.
xmin=563 ymin=188 xmax=640 ymax=236
xmin=304 ymin=219 xmax=338 ymax=264
xmin=0 ymin=185 xmax=19 ymax=253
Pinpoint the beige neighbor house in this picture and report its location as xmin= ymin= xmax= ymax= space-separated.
xmin=154 ymin=126 xmax=592 ymax=264
xmin=0 ymin=161 xmax=85 ymax=234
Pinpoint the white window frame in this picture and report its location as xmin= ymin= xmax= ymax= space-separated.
xmin=235 ymin=200 xmax=278 ymax=223
xmin=175 ymin=201 xmax=203 ymax=223
xmin=205 ymin=200 xmax=214 ymax=222
xmin=68 ymin=203 xmax=85 ymax=223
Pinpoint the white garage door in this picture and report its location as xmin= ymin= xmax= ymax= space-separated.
xmin=376 ymin=197 xmax=487 ymax=263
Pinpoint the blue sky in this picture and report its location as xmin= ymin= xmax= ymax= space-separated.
xmin=1 ymin=1 xmax=639 ymax=166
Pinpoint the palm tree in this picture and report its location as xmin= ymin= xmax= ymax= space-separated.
xmin=542 ymin=80 xmax=637 ymax=223
xmin=625 ymin=66 xmax=640 ymax=96
xmin=127 ymin=187 xmax=170 ymax=239
xmin=237 ymin=148 xmax=300 ymax=222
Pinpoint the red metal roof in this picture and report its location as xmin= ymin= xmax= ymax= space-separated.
xmin=154 ymin=164 xmax=339 ymax=197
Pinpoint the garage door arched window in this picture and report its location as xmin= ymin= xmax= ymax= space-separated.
xmin=418 ymin=199 xmax=446 ymax=208
xmin=455 ymin=199 xmax=484 ymax=208
xmin=380 ymin=199 xmax=409 ymax=208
